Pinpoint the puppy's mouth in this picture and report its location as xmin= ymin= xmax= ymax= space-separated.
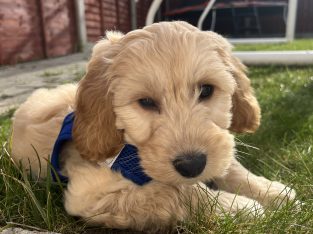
xmin=172 ymin=152 xmax=207 ymax=178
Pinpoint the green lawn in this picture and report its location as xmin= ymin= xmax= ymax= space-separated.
xmin=1 ymin=66 xmax=313 ymax=233
xmin=234 ymin=39 xmax=313 ymax=51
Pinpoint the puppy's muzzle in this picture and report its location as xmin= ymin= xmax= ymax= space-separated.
xmin=173 ymin=152 xmax=206 ymax=178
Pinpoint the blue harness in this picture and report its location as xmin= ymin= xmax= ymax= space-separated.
xmin=50 ymin=112 xmax=152 ymax=186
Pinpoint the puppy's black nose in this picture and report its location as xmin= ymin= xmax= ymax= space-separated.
xmin=172 ymin=152 xmax=206 ymax=178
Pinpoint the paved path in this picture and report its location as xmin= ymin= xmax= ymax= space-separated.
xmin=1 ymin=228 xmax=59 ymax=234
xmin=0 ymin=53 xmax=89 ymax=115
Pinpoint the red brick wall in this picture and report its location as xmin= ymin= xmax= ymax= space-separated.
xmin=136 ymin=0 xmax=153 ymax=29
xmin=117 ymin=0 xmax=131 ymax=33
xmin=84 ymin=0 xmax=102 ymax=42
xmin=85 ymin=0 xmax=152 ymax=42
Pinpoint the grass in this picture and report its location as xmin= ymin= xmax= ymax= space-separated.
xmin=0 ymin=65 xmax=313 ymax=233
xmin=234 ymin=39 xmax=313 ymax=51
xmin=41 ymin=70 xmax=64 ymax=77
xmin=73 ymin=68 xmax=86 ymax=82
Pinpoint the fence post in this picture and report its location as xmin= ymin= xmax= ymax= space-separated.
xmin=286 ymin=0 xmax=298 ymax=41
xmin=130 ymin=0 xmax=137 ymax=30
xmin=37 ymin=0 xmax=48 ymax=58
xmin=74 ymin=0 xmax=87 ymax=51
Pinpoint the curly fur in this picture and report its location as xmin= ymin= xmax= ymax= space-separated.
xmin=11 ymin=21 xmax=296 ymax=232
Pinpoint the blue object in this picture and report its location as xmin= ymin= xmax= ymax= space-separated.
xmin=111 ymin=144 xmax=152 ymax=186
xmin=50 ymin=112 xmax=74 ymax=183
xmin=50 ymin=112 xmax=152 ymax=186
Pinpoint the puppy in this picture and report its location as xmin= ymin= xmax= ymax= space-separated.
xmin=11 ymin=21 xmax=296 ymax=232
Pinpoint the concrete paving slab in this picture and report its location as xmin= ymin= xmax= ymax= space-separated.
xmin=1 ymin=228 xmax=59 ymax=234
xmin=0 ymin=53 xmax=88 ymax=115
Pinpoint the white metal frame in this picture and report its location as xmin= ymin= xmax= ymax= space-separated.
xmin=146 ymin=0 xmax=298 ymax=44
xmin=197 ymin=0 xmax=216 ymax=30
xmin=146 ymin=0 xmax=163 ymax=26
xmin=234 ymin=51 xmax=313 ymax=65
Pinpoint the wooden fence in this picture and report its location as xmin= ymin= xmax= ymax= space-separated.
xmin=0 ymin=0 xmax=151 ymax=65
xmin=0 ymin=0 xmax=77 ymax=65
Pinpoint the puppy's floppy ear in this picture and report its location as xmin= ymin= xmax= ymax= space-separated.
xmin=227 ymin=55 xmax=261 ymax=133
xmin=210 ymin=32 xmax=261 ymax=133
xmin=73 ymin=32 xmax=124 ymax=162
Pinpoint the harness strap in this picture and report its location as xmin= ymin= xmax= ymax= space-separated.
xmin=50 ymin=112 xmax=152 ymax=186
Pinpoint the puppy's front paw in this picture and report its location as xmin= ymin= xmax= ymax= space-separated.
xmin=233 ymin=196 xmax=264 ymax=217
xmin=261 ymin=180 xmax=297 ymax=209
xmin=214 ymin=192 xmax=264 ymax=217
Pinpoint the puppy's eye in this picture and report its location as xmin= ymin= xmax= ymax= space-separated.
xmin=138 ymin=98 xmax=158 ymax=111
xmin=199 ymin=84 xmax=214 ymax=101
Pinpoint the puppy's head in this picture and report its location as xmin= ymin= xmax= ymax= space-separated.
xmin=73 ymin=21 xmax=260 ymax=185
